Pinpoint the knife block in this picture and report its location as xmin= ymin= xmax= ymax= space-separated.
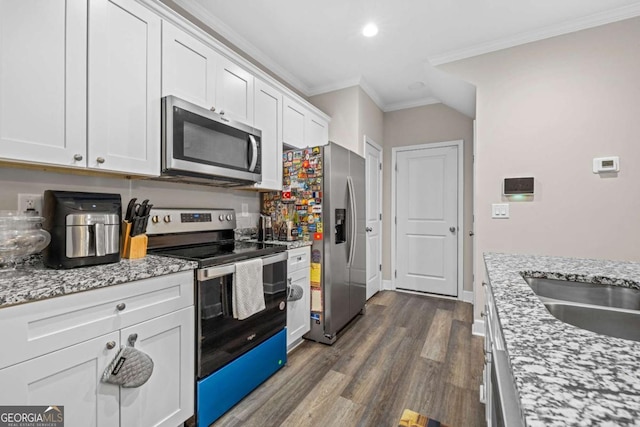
xmin=121 ymin=221 xmax=148 ymax=259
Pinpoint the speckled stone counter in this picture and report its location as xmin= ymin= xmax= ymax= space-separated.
xmin=245 ymin=239 xmax=313 ymax=250
xmin=0 ymin=255 xmax=197 ymax=309
xmin=484 ymin=252 xmax=640 ymax=426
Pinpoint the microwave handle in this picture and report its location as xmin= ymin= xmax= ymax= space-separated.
xmin=248 ymin=135 xmax=258 ymax=172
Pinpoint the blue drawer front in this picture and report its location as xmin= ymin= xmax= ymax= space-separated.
xmin=197 ymin=329 xmax=287 ymax=426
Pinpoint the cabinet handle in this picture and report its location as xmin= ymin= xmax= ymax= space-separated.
xmin=96 ymin=157 xmax=105 ymax=164
xmin=73 ymin=154 xmax=83 ymax=161
xmin=297 ymin=256 xmax=302 ymax=261
xmin=210 ymin=106 xmax=216 ymax=112
xmin=116 ymin=303 xmax=126 ymax=311
xmin=106 ymin=341 xmax=116 ymax=350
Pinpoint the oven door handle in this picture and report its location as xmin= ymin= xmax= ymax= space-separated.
xmin=197 ymin=252 xmax=288 ymax=281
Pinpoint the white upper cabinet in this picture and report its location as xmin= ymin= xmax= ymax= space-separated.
xmin=88 ymin=0 xmax=161 ymax=176
xmin=0 ymin=0 xmax=87 ymax=167
xmin=162 ymin=21 xmax=217 ymax=109
xmin=306 ymin=112 xmax=329 ymax=148
xmin=283 ymin=96 xmax=329 ymax=149
xmin=283 ymin=97 xmax=306 ymax=149
xmin=215 ymin=56 xmax=254 ymax=125
xmin=253 ymin=79 xmax=283 ymax=191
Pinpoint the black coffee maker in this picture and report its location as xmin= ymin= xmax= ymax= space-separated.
xmin=43 ymin=191 xmax=122 ymax=269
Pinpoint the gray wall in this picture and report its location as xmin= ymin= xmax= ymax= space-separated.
xmin=443 ymin=16 xmax=640 ymax=317
xmin=383 ymin=104 xmax=474 ymax=291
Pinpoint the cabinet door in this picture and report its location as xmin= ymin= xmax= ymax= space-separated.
xmin=306 ymin=112 xmax=329 ymax=147
xmin=0 ymin=0 xmax=86 ymax=167
xmin=287 ymin=268 xmax=311 ymax=350
xmin=88 ymin=0 xmax=161 ymax=176
xmin=253 ymin=79 xmax=283 ymax=191
xmin=120 ymin=307 xmax=194 ymax=427
xmin=282 ymin=97 xmax=306 ymax=149
xmin=215 ymin=56 xmax=254 ymax=125
xmin=0 ymin=332 xmax=120 ymax=427
xmin=162 ymin=21 xmax=216 ymax=109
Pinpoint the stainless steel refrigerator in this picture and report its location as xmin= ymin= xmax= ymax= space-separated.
xmin=261 ymin=142 xmax=366 ymax=344
xmin=307 ymin=143 xmax=366 ymax=344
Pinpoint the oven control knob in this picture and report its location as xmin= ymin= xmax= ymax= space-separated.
xmin=151 ymin=215 xmax=159 ymax=224
xmin=226 ymin=214 xmax=233 ymax=221
xmin=163 ymin=215 xmax=172 ymax=223
xmin=219 ymin=214 xmax=225 ymax=221
xmin=279 ymin=301 xmax=285 ymax=311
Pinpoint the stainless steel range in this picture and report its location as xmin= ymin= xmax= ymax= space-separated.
xmin=146 ymin=208 xmax=287 ymax=426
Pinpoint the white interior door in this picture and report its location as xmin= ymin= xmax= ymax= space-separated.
xmin=395 ymin=145 xmax=458 ymax=296
xmin=365 ymin=139 xmax=382 ymax=300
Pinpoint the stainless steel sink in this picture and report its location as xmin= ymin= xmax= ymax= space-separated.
xmin=524 ymin=277 xmax=640 ymax=310
xmin=544 ymin=302 xmax=640 ymax=342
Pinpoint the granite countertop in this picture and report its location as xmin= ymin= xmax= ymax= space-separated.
xmin=245 ymin=239 xmax=313 ymax=250
xmin=484 ymin=253 xmax=640 ymax=426
xmin=0 ymin=255 xmax=197 ymax=309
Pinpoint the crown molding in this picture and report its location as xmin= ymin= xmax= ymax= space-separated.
xmin=429 ymin=2 xmax=640 ymax=65
xmin=172 ymin=0 xmax=311 ymax=95
xmin=306 ymin=78 xmax=362 ymax=98
xmin=383 ymin=97 xmax=441 ymax=113
xmin=307 ymin=77 xmax=386 ymax=112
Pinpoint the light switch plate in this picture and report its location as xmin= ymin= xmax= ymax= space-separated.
xmin=492 ymin=203 xmax=509 ymax=219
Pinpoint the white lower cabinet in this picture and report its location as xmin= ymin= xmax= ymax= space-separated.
xmin=0 ymin=271 xmax=195 ymax=427
xmin=286 ymin=246 xmax=311 ymax=350
xmin=0 ymin=332 xmax=120 ymax=426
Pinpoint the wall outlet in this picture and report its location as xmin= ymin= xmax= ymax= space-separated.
xmin=18 ymin=193 xmax=43 ymax=215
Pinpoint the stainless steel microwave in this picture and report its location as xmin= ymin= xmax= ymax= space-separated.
xmin=160 ymin=95 xmax=262 ymax=187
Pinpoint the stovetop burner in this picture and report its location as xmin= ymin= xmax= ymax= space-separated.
xmin=149 ymin=240 xmax=286 ymax=268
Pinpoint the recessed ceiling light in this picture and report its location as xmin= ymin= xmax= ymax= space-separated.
xmin=362 ymin=23 xmax=378 ymax=38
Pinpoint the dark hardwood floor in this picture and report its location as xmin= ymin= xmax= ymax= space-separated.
xmin=212 ymin=290 xmax=486 ymax=427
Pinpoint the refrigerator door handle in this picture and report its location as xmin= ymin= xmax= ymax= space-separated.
xmin=347 ymin=176 xmax=356 ymax=267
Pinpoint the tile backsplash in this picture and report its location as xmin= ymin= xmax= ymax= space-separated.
xmin=0 ymin=166 xmax=261 ymax=228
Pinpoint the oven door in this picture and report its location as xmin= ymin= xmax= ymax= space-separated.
xmin=162 ymin=95 xmax=261 ymax=183
xmin=196 ymin=252 xmax=287 ymax=379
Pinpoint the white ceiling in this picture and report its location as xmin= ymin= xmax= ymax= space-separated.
xmin=173 ymin=0 xmax=640 ymax=117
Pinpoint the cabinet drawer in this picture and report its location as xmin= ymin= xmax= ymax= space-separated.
xmin=0 ymin=270 xmax=194 ymax=369
xmin=287 ymin=247 xmax=310 ymax=273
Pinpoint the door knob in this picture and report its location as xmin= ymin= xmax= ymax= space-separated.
xmin=449 ymin=226 xmax=456 ymax=233
xmin=365 ymin=227 xmax=373 ymax=232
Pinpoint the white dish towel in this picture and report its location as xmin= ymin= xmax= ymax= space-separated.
xmin=232 ymin=258 xmax=265 ymax=320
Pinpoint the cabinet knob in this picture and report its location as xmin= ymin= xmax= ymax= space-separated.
xmin=482 ymin=282 xmax=487 ymax=287
xmin=106 ymin=341 xmax=116 ymax=350
xmin=469 ymin=231 xmax=475 ymax=236
xmin=480 ymin=311 xmax=486 ymax=317
xmin=73 ymin=154 xmax=83 ymax=161
xmin=96 ymin=157 xmax=105 ymax=164
xmin=366 ymin=227 xmax=373 ymax=232
xmin=116 ymin=303 xmax=126 ymax=311
xmin=219 ymin=110 xmax=225 ymax=115
xmin=209 ymin=106 xmax=216 ymax=112
xmin=449 ymin=226 xmax=456 ymax=233
xmin=288 ymin=277 xmax=292 ymax=284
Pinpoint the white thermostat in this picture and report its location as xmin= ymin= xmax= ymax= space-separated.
xmin=592 ymin=156 xmax=619 ymax=174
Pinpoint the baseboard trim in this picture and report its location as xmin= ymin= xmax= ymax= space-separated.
xmin=462 ymin=290 xmax=474 ymax=303
xmin=472 ymin=320 xmax=485 ymax=337
xmin=382 ymin=279 xmax=393 ymax=290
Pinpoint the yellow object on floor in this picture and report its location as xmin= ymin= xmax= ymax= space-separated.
xmin=398 ymin=409 xmax=449 ymax=427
